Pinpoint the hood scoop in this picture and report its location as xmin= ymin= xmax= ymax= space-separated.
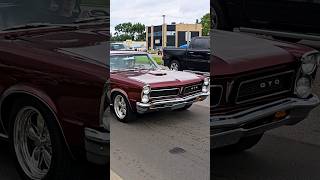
xmin=148 ymin=71 xmax=167 ymax=76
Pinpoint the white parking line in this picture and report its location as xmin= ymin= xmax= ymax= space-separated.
xmin=110 ymin=170 xmax=123 ymax=180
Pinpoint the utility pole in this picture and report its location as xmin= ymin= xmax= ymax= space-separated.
xmin=162 ymin=15 xmax=166 ymax=25
xmin=162 ymin=15 xmax=166 ymax=50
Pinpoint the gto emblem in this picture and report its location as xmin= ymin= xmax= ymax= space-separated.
xmin=260 ymin=79 xmax=280 ymax=88
xmin=191 ymin=86 xmax=197 ymax=90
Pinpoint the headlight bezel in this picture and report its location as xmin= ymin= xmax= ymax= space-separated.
xmin=141 ymin=85 xmax=151 ymax=103
xmin=294 ymin=51 xmax=319 ymax=99
xmin=202 ymin=77 xmax=210 ymax=93
xmin=301 ymin=51 xmax=319 ymax=75
xmin=295 ymin=76 xmax=312 ymax=99
xmin=203 ymin=77 xmax=210 ymax=86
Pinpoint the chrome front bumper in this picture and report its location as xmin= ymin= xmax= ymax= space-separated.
xmin=136 ymin=92 xmax=210 ymax=113
xmin=84 ymin=128 xmax=109 ymax=165
xmin=211 ymin=94 xmax=320 ymax=148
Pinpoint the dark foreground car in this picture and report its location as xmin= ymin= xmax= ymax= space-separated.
xmin=110 ymin=51 xmax=210 ymax=122
xmin=211 ymin=30 xmax=320 ymax=151
xmin=0 ymin=2 xmax=109 ymax=180
xmin=211 ymin=0 xmax=320 ymax=41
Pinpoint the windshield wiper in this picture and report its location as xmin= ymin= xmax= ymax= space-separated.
xmin=2 ymin=23 xmax=78 ymax=31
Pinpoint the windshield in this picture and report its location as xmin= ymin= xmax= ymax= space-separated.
xmin=111 ymin=43 xmax=128 ymax=50
xmin=0 ymin=0 xmax=108 ymax=30
xmin=110 ymin=54 xmax=158 ymax=71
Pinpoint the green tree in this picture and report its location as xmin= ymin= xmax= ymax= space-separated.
xmin=200 ymin=13 xmax=210 ymax=36
xmin=113 ymin=22 xmax=146 ymax=41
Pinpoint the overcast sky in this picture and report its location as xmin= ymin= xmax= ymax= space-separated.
xmin=110 ymin=0 xmax=209 ymax=34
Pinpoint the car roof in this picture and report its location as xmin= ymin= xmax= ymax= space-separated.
xmin=110 ymin=51 xmax=148 ymax=55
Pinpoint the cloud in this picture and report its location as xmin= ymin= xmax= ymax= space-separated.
xmin=110 ymin=0 xmax=209 ymax=34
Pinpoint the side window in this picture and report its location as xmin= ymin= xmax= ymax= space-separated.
xmin=190 ymin=38 xmax=209 ymax=49
xmin=189 ymin=39 xmax=199 ymax=49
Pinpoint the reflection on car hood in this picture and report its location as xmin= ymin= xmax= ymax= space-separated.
xmin=212 ymin=30 xmax=314 ymax=75
xmin=58 ymin=41 xmax=108 ymax=65
xmin=14 ymin=26 xmax=108 ymax=65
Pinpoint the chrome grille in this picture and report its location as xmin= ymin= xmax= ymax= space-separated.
xmin=150 ymin=88 xmax=180 ymax=99
xmin=211 ymin=85 xmax=223 ymax=107
xmin=236 ymin=71 xmax=295 ymax=104
xmin=183 ymin=84 xmax=202 ymax=95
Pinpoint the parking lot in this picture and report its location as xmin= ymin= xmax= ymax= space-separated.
xmin=212 ymin=39 xmax=320 ymax=180
xmin=110 ymin=99 xmax=210 ymax=180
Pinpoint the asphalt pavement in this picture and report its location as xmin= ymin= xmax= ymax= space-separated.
xmin=110 ymin=101 xmax=210 ymax=180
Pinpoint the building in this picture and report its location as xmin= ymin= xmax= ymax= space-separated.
xmin=146 ymin=23 xmax=202 ymax=50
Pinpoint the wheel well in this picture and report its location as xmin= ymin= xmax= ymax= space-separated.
xmin=110 ymin=90 xmax=133 ymax=110
xmin=1 ymin=92 xmax=74 ymax=158
xmin=1 ymin=93 xmax=30 ymax=132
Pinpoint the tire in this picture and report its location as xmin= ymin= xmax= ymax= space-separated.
xmin=9 ymin=97 xmax=72 ymax=180
xmin=272 ymin=36 xmax=301 ymax=43
xmin=211 ymin=1 xmax=231 ymax=30
xmin=214 ymin=134 xmax=263 ymax=153
xmin=177 ymin=104 xmax=193 ymax=111
xmin=112 ymin=93 xmax=136 ymax=123
xmin=169 ymin=60 xmax=181 ymax=71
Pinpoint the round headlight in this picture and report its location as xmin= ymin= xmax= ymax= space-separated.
xmin=301 ymin=53 xmax=318 ymax=74
xmin=202 ymin=86 xmax=208 ymax=93
xmin=204 ymin=77 xmax=210 ymax=86
xmin=141 ymin=95 xmax=150 ymax=103
xmin=143 ymin=85 xmax=151 ymax=95
xmin=296 ymin=77 xmax=312 ymax=98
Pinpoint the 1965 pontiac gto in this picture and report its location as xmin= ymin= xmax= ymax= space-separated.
xmin=110 ymin=51 xmax=210 ymax=122
xmin=0 ymin=2 xmax=109 ymax=179
xmin=211 ymin=30 xmax=320 ymax=151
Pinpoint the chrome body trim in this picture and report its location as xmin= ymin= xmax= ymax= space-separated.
xmin=211 ymin=94 xmax=320 ymax=148
xmin=211 ymin=94 xmax=319 ymax=126
xmin=0 ymin=133 xmax=8 ymax=139
xmin=136 ymin=92 xmax=209 ymax=113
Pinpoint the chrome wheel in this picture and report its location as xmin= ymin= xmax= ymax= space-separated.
xmin=170 ymin=62 xmax=179 ymax=71
xmin=211 ymin=7 xmax=218 ymax=29
xmin=114 ymin=95 xmax=127 ymax=120
xmin=13 ymin=107 xmax=52 ymax=180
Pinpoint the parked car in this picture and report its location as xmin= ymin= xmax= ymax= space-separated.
xmin=0 ymin=2 xmax=109 ymax=179
xmin=111 ymin=43 xmax=131 ymax=51
xmin=211 ymin=30 xmax=320 ymax=151
xmin=109 ymin=51 xmax=210 ymax=122
xmin=211 ymin=0 xmax=320 ymax=42
xmin=163 ymin=36 xmax=210 ymax=72
xmin=179 ymin=44 xmax=189 ymax=49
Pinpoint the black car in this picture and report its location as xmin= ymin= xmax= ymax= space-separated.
xmin=163 ymin=36 xmax=210 ymax=73
xmin=211 ymin=0 xmax=320 ymax=42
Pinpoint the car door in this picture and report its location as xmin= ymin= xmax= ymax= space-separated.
xmin=186 ymin=38 xmax=210 ymax=72
xmin=243 ymin=0 xmax=320 ymax=31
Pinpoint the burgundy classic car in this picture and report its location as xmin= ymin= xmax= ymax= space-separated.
xmin=110 ymin=51 xmax=210 ymax=122
xmin=211 ymin=30 xmax=320 ymax=151
xmin=0 ymin=2 xmax=109 ymax=179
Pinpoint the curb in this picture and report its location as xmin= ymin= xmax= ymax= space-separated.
xmin=110 ymin=170 xmax=123 ymax=180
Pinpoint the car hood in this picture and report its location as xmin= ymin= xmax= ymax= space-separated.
xmin=212 ymin=30 xmax=314 ymax=76
xmin=112 ymin=69 xmax=203 ymax=88
xmin=12 ymin=26 xmax=108 ymax=65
